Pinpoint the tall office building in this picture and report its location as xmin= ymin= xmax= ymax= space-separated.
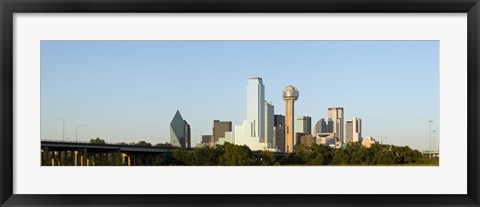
xmin=328 ymin=107 xmax=344 ymax=143
xmin=213 ymin=120 xmax=232 ymax=143
xmin=283 ymin=85 xmax=299 ymax=153
xmin=247 ymin=77 xmax=265 ymax=139
xmin=345 ymin=120 xmax=353 ymax=143
xmin=345 ymin=118 xmax=362 ymax=143
xmin=273 ymin=126 xmax=285 ymax=152
xmin=227 ymin=77 xmax=272 ymax=151
xmin=264 ymin=101 xmax=274 ymax=145
xmin=170 ymin=110 xmax=191 ymax=148
xmin=314 ymin=118 xmax=328 ymax=134
xmin=273 ymin=114 xmax=285 ymax=152
xmin=352 ymin=117 xmax=362 ymax=143
xmin=274 ymin=114 xmax=285 ymax=128
xmin=297 ymin=116 xmax=312 ymax=135
xmin=184 ymin=121 xmax=191 ymax=148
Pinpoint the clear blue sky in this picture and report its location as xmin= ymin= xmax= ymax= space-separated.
xmin=41 ymin=40 xmax=439 ymax=151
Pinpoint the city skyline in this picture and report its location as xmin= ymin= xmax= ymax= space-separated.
xmin=41 ymin=40 xmax=439 ymax=151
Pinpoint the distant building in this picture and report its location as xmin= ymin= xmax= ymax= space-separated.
xmin=273 ymin=126 xmax=285 ymax=152
xmin=283 ymin=85 xmax=299 ymax=153
xmin=315 ymin=133 xmax=337 ymax=148
xmin=345 ymin=117 xmax=362 ymax=143
xmin=213 ymin=120 xmax=232 ymax=143
xmin=201 ymin=135 xmax=214 ymax=147
xmin=170 ymin=110 xmax=191 ymax=148
xmin=297 ymin=116 xmax=312 ymax=135
xmin=362 ymin=136 xmax=377 ymax=148
xmin=299 ymin=134 xmax=315 ymax=147
xmin=264 ymin=101 xmax=274 ymax=146
xmin=314 ymin=118 xmax=328 ymax=134
xmin=345 ymin=120 xmax=353 ymax=143
xmin=184 ymin=121 xmax=191 ymax=148
xmin=274 ymin=115 xmax=285 ymax=128
xmin=273 ymin=114 xmax=285 ymax=152
xmin=328 ymin=107 xmax=344 ymax=143
xmin=295 ymin=132 xmax=304 ymax=146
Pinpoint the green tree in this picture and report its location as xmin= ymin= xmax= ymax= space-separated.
xmin=171 ymin=149 xmax=193 ymax=165
xmin=155 ymin=142 xmax=176 ymax=148
xmin=331 ymin=148 xmax=348 ymax=165
xmin=259 ymin=150 xmax=276 ymax=165
xmin=131 ymin=140 xmax=152 ymax=147
xmin=192 ymin=146 xmax=222 ymax=166
xmin=89 ymin=137 xmax=106 ymax=144
xmin=308 ymin=144 xmax=334 ymax=165
xmin=219 ymin=143 xmax=257 ymax=166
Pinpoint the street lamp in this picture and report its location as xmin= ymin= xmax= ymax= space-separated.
xmin=428 ymin=120 xmax=433 ymax=151
xmin=432 ymin=130 xmax=436 ymax=152
xmin=76 ymin=124 xmax=84 ymax=142
xmin=58 ymin=118 xmax=65 ymax=142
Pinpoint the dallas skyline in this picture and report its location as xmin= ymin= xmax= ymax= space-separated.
xmin=40 ymin=40 xmax=439 ymax=151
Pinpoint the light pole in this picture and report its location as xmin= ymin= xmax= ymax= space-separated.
xmin=432 ymin=130 xmax=436 ymax=152
xmin=428 ymin=120 xmax=433 ymax=151
xmin=58 ymin=118 xmax=65 ymax=142
xmin=76 ymin=124 xmax=84 ymax=142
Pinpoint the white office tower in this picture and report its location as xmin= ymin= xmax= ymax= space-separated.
xmin=247 ymin=77 xmax=265 ymax=139
xmin=218 ymin=77 xmax=276 ymax=151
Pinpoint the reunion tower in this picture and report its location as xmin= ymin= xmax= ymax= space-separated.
xmin=283 ymin=85 xmax=299 ymax=153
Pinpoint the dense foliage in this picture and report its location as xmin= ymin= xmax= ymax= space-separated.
xmin=152 ymin=142 xmax=428 ymax=166
xmin=293 ymin=142 xmax=425 ymax=165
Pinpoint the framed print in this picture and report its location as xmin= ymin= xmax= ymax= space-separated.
xmin=1 ymin=0 xmax=479 ymax=206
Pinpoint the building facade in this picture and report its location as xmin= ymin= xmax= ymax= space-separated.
xmin=315 ymin=132 xmax=337 ymax=148
xmin=328 ymin=107 xmax=344 ymax=143
xmin=345 ymin=117 xmax=362 ymax=144
xmin=170 ymin=110 xmax=191 ymax=148
xmin=273 ymin=126 xmax=285 ymax=152
xmin=345 ymin=120 xmax=353 ymax=143
xmin=247 ymin=77 xmax=265 ymax=139
xmin=222 ymin=77 xmax=274 ymax=151
xmin=299 ymin=134 xmax=315 ymax=147
xmin=352 ymin=117 xmax=362 ymax=143
xmin=283 ymin=85 xmax=299 ymax=153
xmin=213 ymin=120 xmax=232 ymax=143
xmin=314 ymin=118 xmax=328 ymax=134
xmin=273 ymin=114 xmax=285 ymax=152
xmin=362 ymin=136 xmax=377 ymax=148
xmin=264 ymin=101 xmax=274 ymax=146
xmin=274 ymin=114 xmax=285 ymax=128
xmin=297 ymin=116 xmax=312 ymax=135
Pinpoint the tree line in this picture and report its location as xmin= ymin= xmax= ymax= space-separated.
xmin=88 ymin=137 xmax=435 ymax=166
xmin=156 ymin=142 xmax=432 ymax=166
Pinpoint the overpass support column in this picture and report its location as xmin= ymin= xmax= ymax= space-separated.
xmin=43 ymin=147 xmax=49 ymax=166
xmin=82 ymin=148 xmax=88 ymax=166
xmin=74 ymin=151 xmax=78 ymax=166
xmin=117 ymin=150 xmax=122 ymax=166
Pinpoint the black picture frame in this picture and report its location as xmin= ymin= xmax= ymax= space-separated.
xmin=1 ymin=0 xmax=479 ymax=206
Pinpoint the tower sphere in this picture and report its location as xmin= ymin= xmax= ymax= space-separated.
xmin=283 ymin=85 xmax=299 ymax=100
